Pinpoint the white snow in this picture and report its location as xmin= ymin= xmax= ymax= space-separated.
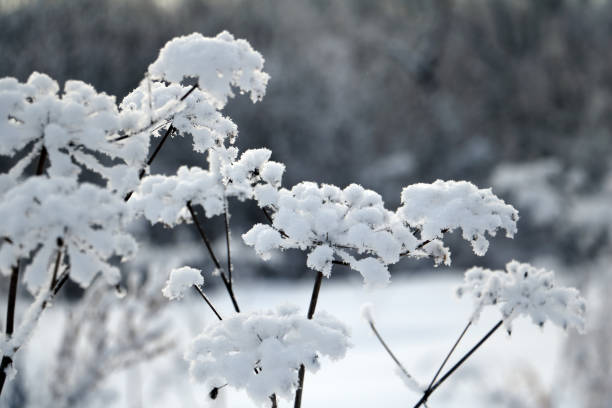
xmin=162 ymin=266 xmax=204 ymax=300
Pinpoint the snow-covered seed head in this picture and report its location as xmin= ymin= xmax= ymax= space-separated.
xmin=457 ymin=261 xmax=586 ymax=333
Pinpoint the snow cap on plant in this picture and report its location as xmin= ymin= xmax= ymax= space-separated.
xmin=456 ymin=260 xmax=586 ymax=333
xmin=0 ymin=177 xmax=136 ymax=292
xmin=243 ymin=182 xmax=411 ymax=285
xmin=184 ymin=305 xmax=350 ymax=405
xmin=162 ymin=266 xmax=203 ymax=300
xmin=148 ymin=31 xmax=269 ymax=108
xmin=398 ymin=180 xmax=518 ymax=256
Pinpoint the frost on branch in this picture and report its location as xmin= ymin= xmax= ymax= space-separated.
xmin=148 ymin=31 xmax=269 ymax=107
xmin=0 ymin=177 xmax=136 ymax=291
xmin=130 ymin=148 xmax=284 ymax=226
xmin=243 ymin=182 xmax=416 ymax=285
xmin=162 ymin=266 xmax=203 ymax=300
xmin=185 ymin=305 xmax=350 ymax=405
xmin=398 ymin=180 xmax=519 ymax=256
xmin=456 ymin=261 xmax=586 ymax=333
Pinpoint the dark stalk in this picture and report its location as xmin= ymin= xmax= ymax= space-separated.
xmin=425 ymin=321 xmax=471 ymax=392
xmin=223 ymin=209 xmax=233 ymax=286
xmin=49 ymin=241 xmax=64 ymax=291
xmin=186 ymin=202 xmax=240 ymax=313
xmin=35 ymin=146 xmax=47 ymax=175
xmin=413 ymin=320 xmax=503 ymax=408
xmin=294 ymin=271 xmax=324 ymax=408
xmin=193 ymin=285 xmax=223 ymax=321
xmin=0 ymin=263 xmax=19 ymax=395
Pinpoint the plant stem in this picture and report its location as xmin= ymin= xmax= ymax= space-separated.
xmin=0 ymin=262 xmax=19 ymax=396
xmin=294 ymin=271 xmax=324 ymax=408
xmin=192 ymin=286 xmax=222 ymax=321
xmin=367 ymin=319 xmax=415 ymax=385
xmin=35 ymin=146 xmax=47 ymax=175
xmin=425 ymin=320 xmax=471 ymax=392
xmin=223 ymin=209 xmax=233 ymax=287
xmin=413 ymin=320 xmax=502 ymax=408
xmin=186 ymin=202 xmax=240 ymax=313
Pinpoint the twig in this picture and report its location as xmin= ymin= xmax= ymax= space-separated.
xmin=35 ymin=146 xmax=47 ymax=175
xmin=425 ymin=321 xmax=471 ymax=392
xmin=366 ymin=318 xmax=416 ymax=386
xmin=0 ymin=263 xmax=20 ymax=395
xmin=294 ymin=271 xmax=324 ymax=408
xmin=223 ymin=209 xmax=233 ymax=286
xmin=192 ymin=285 xmax=223 ymax=321
xmin=413 ymin=320 xmax=503 ymax=408
xmin=186 ymin=202 xmax=240 ymax=313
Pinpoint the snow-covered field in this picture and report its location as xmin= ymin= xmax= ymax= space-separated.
xmin=10 ymin=271 xmax=568 ymax=408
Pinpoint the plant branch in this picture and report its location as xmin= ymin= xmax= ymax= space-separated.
xmin=425 ymin=320 xmax=471 ymax=392
xmin=0 ymin=263 xmax=19 ymax=396
xmin=294 ymin=271 xmax=324 ymax=408
xmin=413 ymin=320 xmax=502 ymax=408
xmin=366 ymin=318 xmax=416 ymax=386
xmin=223 ymin=208 xmax=233 ymax=286
xmin=35 ymin=146 xmax=47 ymax=175
xmin=186 ymin=201 xmax=240 ymax=313
xmin=192 ymin=285 xmax=223 ymax=321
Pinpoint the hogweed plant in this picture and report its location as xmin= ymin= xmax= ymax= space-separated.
xmin=0 ymin=31 xmax=586 ymax=407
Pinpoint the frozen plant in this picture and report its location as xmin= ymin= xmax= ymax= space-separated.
xmin=457 ymin=260 xmax=587 ymax=333
xmin=185 ymin=305 xmax=350 ymax=405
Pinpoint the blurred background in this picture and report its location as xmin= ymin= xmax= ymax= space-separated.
xmin=1 ymin=0 xmax=611 ymax=407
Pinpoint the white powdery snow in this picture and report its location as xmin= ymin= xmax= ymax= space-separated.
xmin=162 ymin=266 xmax=204 ymax=300
xmin=148 ymin=31 xmax=269 ymax=108
xmin=399 ymin=180 xmax=518 ymax=256
xmin=456 ymin=261 xmax=586 ymax=333
xmin=185 ymin=305 xmax=350 ymax=405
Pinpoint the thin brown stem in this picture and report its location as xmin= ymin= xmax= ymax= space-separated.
xmin=193 ymin=285 xmax=223 ymax=321
xmin=413 ymin=320 xmax=502 ymax=408
xmin=294 ymin=271 xmax=324 ymax=408
xmin=186 ymin=202 xmax=240 ymax=313
xmin=425 ymin=320 xmax=471 ymax=392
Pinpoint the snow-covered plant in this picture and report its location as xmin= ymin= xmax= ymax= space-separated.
xmin=0 ymin=176 xmax=136 ymax=291
xmin=0 ymin=29 xmax=586 ymax=408
xmin=457 ymin=261 xmax=586 ymax=333
xmin=185 ymin=305 xmax=349 ymax=405
xmin=243 ymin=179 xmax=518 ymax=285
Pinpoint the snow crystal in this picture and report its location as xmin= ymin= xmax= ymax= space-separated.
xmin=162 ymin=266 xmax=203 ymax=300
xmin=456 ymin=261 xmax=586 ymax=333
xmin=185 ymin=305 xmax=350 ymax=405
xmin=148 ymin=31 xmax=269 ymax=107
xmin=399 ymin=180 xmax=518 ymax=256
xmin=306 ymin=245 xmax=334 ymax=277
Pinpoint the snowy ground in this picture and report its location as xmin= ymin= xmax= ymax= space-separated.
xmin=8 ymin=271 xmax=570 ymax=408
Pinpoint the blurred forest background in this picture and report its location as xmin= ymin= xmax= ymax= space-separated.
xmin=2 ymin=0 xmax=612 ymax=407
xmin=2 ymin=0 xmax=612 ymax=274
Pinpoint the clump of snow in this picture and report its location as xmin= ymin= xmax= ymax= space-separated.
xmin=148 ymin=31 xmax=269 ymax=107
xmin=131 ymin=148 xmax=284 ymax=227
xmin=185 ymin=305 xmax=350 ymax=405
xmin=162 ymin=266 xmax=203 ymax=300
xmin=398 ymin=180 xmax=518 ymax=256
xmin=456 ymin=260 xmax=586 ymax=333
xmin=243 ymin=182 xmax=408 ymax=285
xmin=0 ymin=177 xmax=136 ymax=291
